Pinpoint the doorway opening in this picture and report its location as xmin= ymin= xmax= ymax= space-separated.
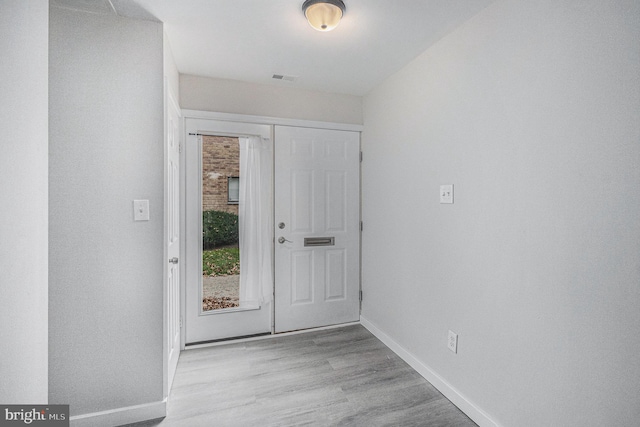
xmin=201 ymin=135 xmax=240 ymax=311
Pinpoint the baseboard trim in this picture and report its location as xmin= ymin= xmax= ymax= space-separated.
xmin=70 ymin=399 xmax=166 ymax=427
xmin=360 ymin=316 xmax=500 ymax=427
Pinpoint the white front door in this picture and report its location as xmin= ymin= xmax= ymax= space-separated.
xmin=166 ymin=90 xmax=180 ymax=392
xmin=184 ymin=118 xmax=272 ymax=344
xmin=274 ymin=126 xmax=360 ymax=333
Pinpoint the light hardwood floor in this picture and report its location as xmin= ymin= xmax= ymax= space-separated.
xmin=127 ymin=325 xmax=476 ymax=426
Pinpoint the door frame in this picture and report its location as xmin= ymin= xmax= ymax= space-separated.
xmin=179 ymin=110 xmax=363 ymax=349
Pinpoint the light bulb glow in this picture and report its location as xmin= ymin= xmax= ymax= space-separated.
xmin=303 ymin=1 xmax=344 ymax=32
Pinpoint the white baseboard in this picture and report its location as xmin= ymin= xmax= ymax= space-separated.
xmin=360 ymin=316 xmax=500 ymax=427
xmin=70 ymin=399 xmax=166 ymax=427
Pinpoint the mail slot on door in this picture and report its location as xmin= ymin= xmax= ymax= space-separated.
xmin=304 ymin=237 xmax=335 ymax=247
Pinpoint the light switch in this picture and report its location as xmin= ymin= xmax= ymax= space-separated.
xmin=134 ymin=200 xmax=149 ymax=221
xmin=440 ymin=185 xmax=454 ymax=204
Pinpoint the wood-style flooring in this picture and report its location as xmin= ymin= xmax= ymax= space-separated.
xmin=127 ymin=325 xmax=476 ymax=426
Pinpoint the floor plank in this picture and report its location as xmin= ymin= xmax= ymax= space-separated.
xmin=124 ymin=325 xmax=476 ymax=427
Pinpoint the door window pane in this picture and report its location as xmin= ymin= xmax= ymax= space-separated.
xmin=202 ymin=136 xmax=240 ymax=311
xmin=228 ymin=176 xmax=239 ymax=204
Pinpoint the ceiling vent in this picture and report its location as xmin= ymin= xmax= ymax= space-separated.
xmin=272 ymin=74 xmax=298 ymax=82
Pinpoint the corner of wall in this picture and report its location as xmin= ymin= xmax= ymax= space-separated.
xmin=0 ymin=0 xmax=49 ymax=404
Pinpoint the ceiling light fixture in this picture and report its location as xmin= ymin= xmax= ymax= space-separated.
xmin=302 ymin=0 xmax=346 ymax=32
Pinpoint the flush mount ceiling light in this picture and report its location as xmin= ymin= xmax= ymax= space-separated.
xmin=302 ymin=0 xmax=346 ymax=32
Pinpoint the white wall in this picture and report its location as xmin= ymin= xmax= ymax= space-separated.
xmin=180 ymin=74 xmax=363 ymax=125
xmin=361 ymin=1 xmax=640 ymax=426
xmin=0 ymin=0 xmax=49 ymax=404
xmin=164 ymin=33 xmax=180 ymax=102
xmin=48 ymin=5 xmax=165 ymax=418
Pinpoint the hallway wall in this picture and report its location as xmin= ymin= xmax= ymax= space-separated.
xmin=48 ymin=5 xmax=164 ymax=418
xmin=180 ymin=74 xmax=363 ymax=125
xmin=361 ymin=0 xmax=640 ymax=425
xmin=0 ymin=0 xmax=49 ymax=404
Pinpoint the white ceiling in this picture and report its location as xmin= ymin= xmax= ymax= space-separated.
xmin=122 ymin=0 xmax=494 ymax=96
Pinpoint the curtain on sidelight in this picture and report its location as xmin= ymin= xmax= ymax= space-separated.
xmin=238 ymin=136 xmax=273 ymax=307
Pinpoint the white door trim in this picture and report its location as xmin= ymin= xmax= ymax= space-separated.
xmin=182 ymin=109 xmax=364 ymax=132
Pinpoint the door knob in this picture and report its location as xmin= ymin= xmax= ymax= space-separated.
xmin=169 ymin=257 xmax=179 ymax=264
xmin=278 ymin=237 xmax=292 ymax=244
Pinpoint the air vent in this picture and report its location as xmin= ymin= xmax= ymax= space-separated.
xmin=272 ymin=74 xmax=298 ymax=82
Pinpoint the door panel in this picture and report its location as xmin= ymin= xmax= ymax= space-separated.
xmin=326 ymin=249 xmax=346 ymax=300
xmin=166 ymin=90 xmax=180 ymax=392
xmin=274 ymin=126 xmax=360 ymax=333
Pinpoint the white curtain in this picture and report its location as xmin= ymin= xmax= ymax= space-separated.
xmin=238 ymin=136 xmax=273 ymax=307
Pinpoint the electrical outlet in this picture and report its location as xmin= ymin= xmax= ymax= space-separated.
xmin=448 ymin=330 xmax=458 ymax=353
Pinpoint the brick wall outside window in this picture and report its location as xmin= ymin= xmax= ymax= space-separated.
xmin=202 ymin=135 xmax=239 ymax=214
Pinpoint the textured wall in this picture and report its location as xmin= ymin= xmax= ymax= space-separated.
xmin=0 ymin=0 xmax=49 ymax=404
xmin=362 ymin=0 xmax=640 ymax=426
xmin=180 ymin=74 xmax=363 ymax=125
xmin=49 ymin=5 xmax=164 ymax=417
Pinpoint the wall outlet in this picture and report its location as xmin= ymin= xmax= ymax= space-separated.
xmin=448 ymin=330 xmax=458 ymax=353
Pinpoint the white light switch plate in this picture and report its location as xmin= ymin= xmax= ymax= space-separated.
xmin=448 ymin=330 xmax=458 ymax=353
xmin=440 ymin=185 xmax=454 ymax=204
xmin=134 ymin=200 xmax=149 ymax=221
